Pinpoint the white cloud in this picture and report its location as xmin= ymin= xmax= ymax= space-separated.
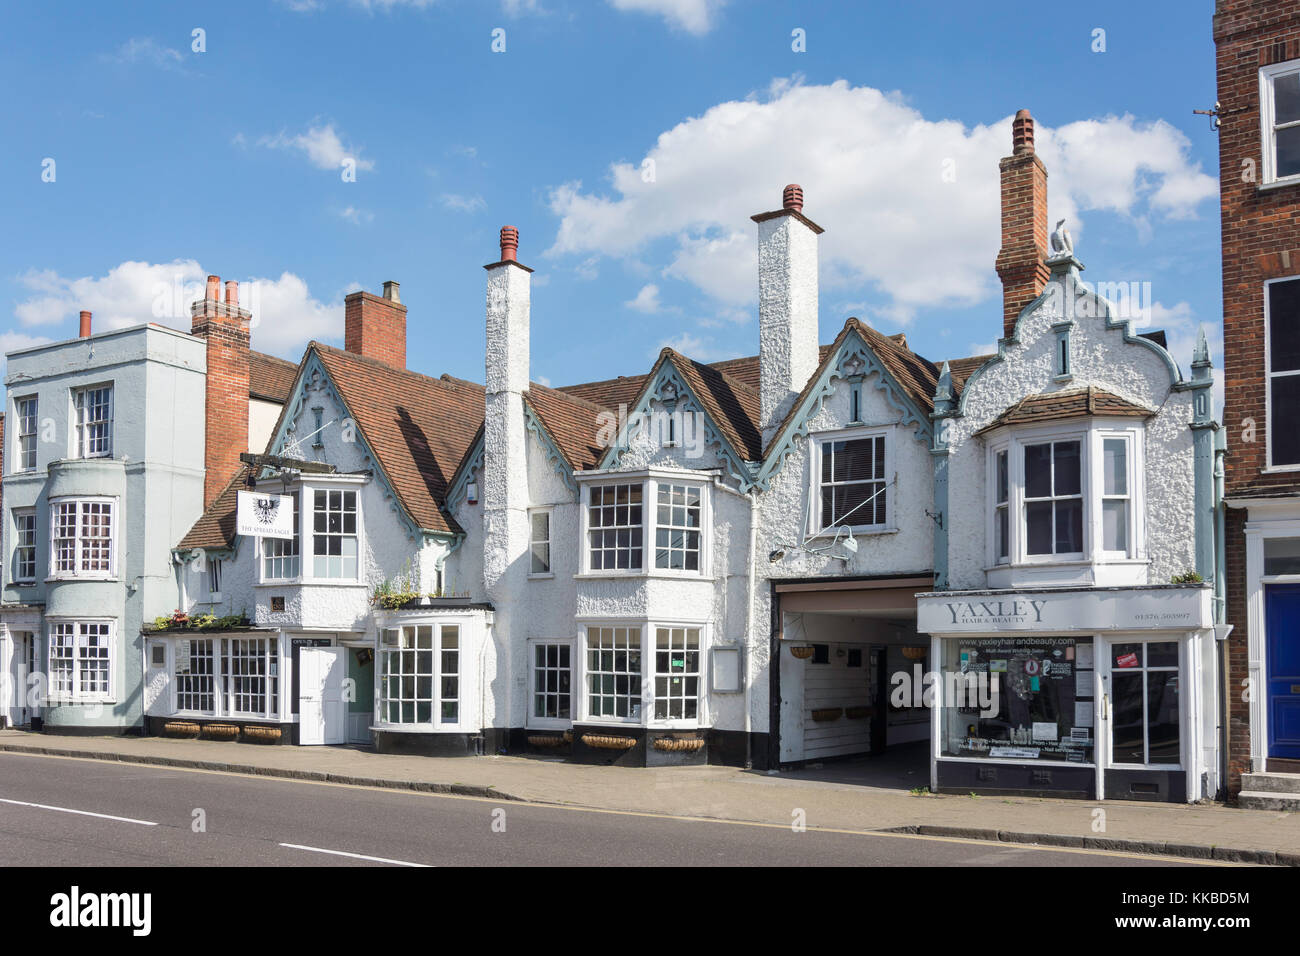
xmin=258 ymin=124 xmax=375 ymax=173
xmin=607 ymin=0 xmax=726 ymax=34
xmin=339 ymin=206 xmax=374 ymax=225
xmin=440 ymin=193 xmax=486 ymax=213
xmin=11 ymin=260 xmax=342 ymax=359
xmin=655 ymin=331 xmax=736 ymax=363
xmin=106 ymin=37 xmax=185 ymax=70
xmin=548 ymin=79 xmax=1216 ymax=323
xmin=503 ymin=0 xmax=542 ymax=14
xmin=0 ymin=331 xmax=56 ymax=379
xmin=626 ymin=283 xmax=663 ymax=313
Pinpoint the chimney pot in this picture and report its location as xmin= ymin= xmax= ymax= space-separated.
xmin=500 ymin=226 xmax=519 ymax=262
xmin=782 ymin=184 xmax=804 ymax=212
xmin=382 ymin=280 xmax=401 ymax=303
xmin=1012 ymin=109 xmax=1035 ymax=155
xmin=224 ymin=280 xmax=238 ymax=306
xmin=79 ymin=310 xmax=92 ymax=338
xmin=206 ymin=275 xmax=221 ymax=301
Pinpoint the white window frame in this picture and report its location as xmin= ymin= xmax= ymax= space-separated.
xmin=258 ymin=490 xmax=302 ymax=583
xmin=12 ymin=508 xmax=36 ymax=583
xmin=1021 ymin=435 xmax=1086 ymax=562
xmin=527 ymin=637 xmax=574 ymax=730
xmin=174 ymin=637 xmax=218 ymax=716
xmin=1097 ymin=432 xmax=1134 ymax=557
xmin=72 ymin=384 xmax=113 ymax=459
xmin=652 ymin=481 xmax=704 ymax=573
xmin=579 ymin=621 xmax=709 ymax=729
xmin=809 ymin=426 xmax=893 ymax=536
xmin=375 ymin=621 xmax=463 ymax=730
xmin=1101 ymin=636 xmax=1185 ymax=772
xmin=46 ymin=619 xmax=116 ymax=703
xmin=207 ymin=558 xmax=223 ymax=600
xmin=578 ymin=472 xmax=711 ymax=578
xmin=219 ymin=636 xmax=280 ymax=719
xmin=528 ymin=508 xmax=553 ymax=578
xmin=991 ymin=444 xmax=1010 ymax=565
xmin=651 ymin=624 xmax=704 ymax=726
xmin=1264 ymin=275 xmax=1300 ymax=472
xmin=48 ymin=496 xmax=116 ymax=580
xmin=15 ymin=395 xmax=37 ymax=472
xmin=984 ymin=422 xmax=1146 ymax=568
xmin=581 ymin=624 xmax=645 ymax=724
xmin=308 ymin=485 xmax=361 ymax=581
xmin=1260 ymin=60 xmax=1300 ymax=188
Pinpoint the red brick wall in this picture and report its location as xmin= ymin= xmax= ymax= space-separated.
xmin=192 ymin=302 xmax=250 ymax=508
xmin=1214 ymin=0 xmax=1300 ymax=791
xmin=344 ymin=291 xmax=406 ymax=368
xmin=994 ymin=148 xmax=1050 ymax=340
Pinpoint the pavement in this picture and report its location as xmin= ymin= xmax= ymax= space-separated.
xmin=2 ymin=729 xmax=1297 ymax=865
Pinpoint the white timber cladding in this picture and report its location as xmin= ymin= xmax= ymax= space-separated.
xmin=947 ymin=269 xmax=1197 ymax=592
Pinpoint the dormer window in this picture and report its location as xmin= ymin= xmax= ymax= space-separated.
xmin=580 ymin=472 xmax=710 ymax=576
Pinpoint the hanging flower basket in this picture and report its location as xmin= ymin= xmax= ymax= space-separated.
xmin=845 ymin=706 xmax=873 ymax=720
xmin=162 ymin=720 xmax=200 ymax=738
xmin=528 ymin=734 xmax=567 ymax=748
xmin=790 ymin=645 xmax=815 ymax=660
xmin=811 ymin=707 xmax=843 ymax=722
xmin=901 ymin=646 xmax=927 ymax=661
xmin=242 ymin=725 xmax=281 ymax=743
xmin=201 ymin=723 xmax=240 ymax=741
xmin=581 ymin=733 xmax=637 ymax=750
xmin=562 ymin=730 xmax=573 ymax=744
xmin=652 ymin=736 xmax=705 ymax=753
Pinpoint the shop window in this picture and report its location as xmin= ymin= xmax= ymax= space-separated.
xmin=532 ymin=642 xmax=572 ymax=722
xmin=653 ymin=627 xmax=700 ymax=720
xmin=1109 ymin=641 xmax=1181 ymax=766
xmin=1267 ymin=277 xmax=1300 ymax=467
xmin=222 ymin=637 xmax=278 ymax=718
xmin=586 ymin=626 xmax=642 ymax=720
xmin=440 ymin=626 xmax=459 ymax=722
xmin=940 ymin=637 xmax=1094 ymax=763
xmin=176 ymin=639 xmax=216 ymax=713
xmin=378 ymin=624 xmax=460 ymax=727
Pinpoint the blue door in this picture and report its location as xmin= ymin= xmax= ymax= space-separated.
xmin=1265 ymin=584 xmax=1300 ymax=760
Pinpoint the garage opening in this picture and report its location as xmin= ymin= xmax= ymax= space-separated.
xmin=772 ymin=576 xmax=931 ymax=790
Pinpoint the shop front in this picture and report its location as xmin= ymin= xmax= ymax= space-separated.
xmin=917 ymin=584 xmax=1218 ymax=803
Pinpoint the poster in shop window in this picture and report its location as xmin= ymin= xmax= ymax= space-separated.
xmin=941 ymin=636 xmax=1095 ymax=763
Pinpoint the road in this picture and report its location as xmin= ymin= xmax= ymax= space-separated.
xmin=0 ymin=751 xmax=1212 ymax=867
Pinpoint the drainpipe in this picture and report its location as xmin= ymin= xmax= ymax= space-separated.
xmin=1214 ymin=431 xmax=1229 ymax=799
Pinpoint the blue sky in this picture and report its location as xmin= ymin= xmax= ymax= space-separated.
xmin=1 ymin=0 xmax=1223 ymax=395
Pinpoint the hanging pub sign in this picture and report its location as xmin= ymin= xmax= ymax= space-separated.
xmin=236 ymin=490 xmax=295 ymax=538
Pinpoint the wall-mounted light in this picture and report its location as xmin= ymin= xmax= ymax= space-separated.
xmin=466 ymin=480 xmax=479 ymax=505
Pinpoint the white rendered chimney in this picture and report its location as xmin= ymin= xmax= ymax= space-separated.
xmin=753 ymin=184 xmax=822 ymax=447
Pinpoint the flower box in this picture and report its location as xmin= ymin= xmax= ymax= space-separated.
xmin=201 ymin=723 xmax=240 ymax=741
xmin=527 ymin=734 xmax=567 ymax=748
xmin=652 ymin=736 xmax=705 ymax=753
xmin=581 ymin=733 xmax=637 ymax=750
xmin=242 ymin=725 xmax=282 ymax=743
xmin=162 ymin=720 xmax=200 ymax=738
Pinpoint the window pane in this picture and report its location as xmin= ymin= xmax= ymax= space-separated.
xmin=1025 ymin=501 xmax=1053 ymax=554
xmin=1276 ymin=71 xmax=1300 ymax=125
xmin=1055 ymin=499 xmax=1083 ymax=553
xmin=1103 ymin=439 xmax=1127 ymax=496
xmin=996 ymin=450 xmax=1008 ymax=504
xmin=1279 ymin=123 xmax=1300 ymax=179
xmin=1272 ymin=374 xmax=1300 ymax=465
xmin=1269 ymin=279 xmax=1300 ymax=372
xmin=1053 ymin=441 xmax=1081 ymax=496
xmin=996 ymin=507 xmax=1009 ymax=560
xmin=1024 ymin=444 xmax=1052 ymax=498
xmin=1111 ymin=672 xmax=1146 ymax=763
xmin=1264 ymin=536 xmax=1300 ymax=575
xmin=1102 ymin=500 xmax=1128 ymax=552
xmin=1147 ymin=641 xmax=1179 ymax=668
xmin=1146 ymin=671 xmax=1181 ymax=763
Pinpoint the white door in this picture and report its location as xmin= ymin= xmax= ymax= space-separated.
xmin=299 ymin=646 xmax=346 ymax=746
xmin=10 ymin=633 xmax=34 ymax=726
xmin=144 ymin=639 xmax=170 ymax=717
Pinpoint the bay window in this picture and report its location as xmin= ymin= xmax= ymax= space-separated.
xmin=654 ymin=627 xmax=700 ymax=720
xmin=1101 ymin=437 xmax=1131 ymax=552
xmin=262 ymin=492 xmax=300 ymax=580
xmin=1261 ymin=61 xmax=1300 ymax=185
xmin=530 ymin=641 xmax=572 ymax=725
xmin=222 ymin=637 xmax=279 ymax=717
xmin=994 ymin=449 xmax=1009 ymax=563
xmin=48 ymin=621 xmax=114 ymax=702
xmin=312 ymin=489 xmax=357 ymax=579
xmin=1024 ymin=440 xmax=1082 ymax=556
xmin=1266 ymin=276 xmax=1300 ymax=467
xmin=50 ymin=497 xmax=115 ymax=578
xmin=582 ymin=474 xmax=710 ymax=575
xmin=583 ymin=623 xmax=708 ymax=726
xmin=587 ymin=626 xmax=642 ymax=720
xmin=378 ymin=623 xmax=461 ymax=727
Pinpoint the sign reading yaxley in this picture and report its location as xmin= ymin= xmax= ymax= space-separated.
xmin=917 ymin=587 xmax=1211 ymax=633
xmin=236 ymin=491 xmax=295 ymax=539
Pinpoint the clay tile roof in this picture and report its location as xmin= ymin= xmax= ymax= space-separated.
xmin=659 ymin=349 xmax=763 ymax=461
xmin=974 ymin=385 xmax=1155 ymax=436
xmin=524 ymin=384 xmax=608 ymax=471
xmin=248 ymin=350 xmax=298 ymax=403
xmin=945 ymin=354 xmax=996 ymax=397
xmin=312 ymin=344 xmax=483 ymax=534
xmin=177 ymin=467 xmax=247 ymax=551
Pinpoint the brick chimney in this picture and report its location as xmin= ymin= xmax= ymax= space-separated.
xmin=994 ymin=109 xmax=1050 ymax=340
xmin=79 ymin=310 xmax=92 ymax=338
xmin=344 ymin=281 xmax=406 ymax=368
xmin=752 ymin=184 xmax=823 ymax=446
xmin=191 ymin=274 xmax=252 ymax=507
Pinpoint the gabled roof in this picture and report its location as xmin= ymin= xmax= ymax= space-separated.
xmin=973 ymin=385 xmax=1155 ymax=436
xmin=524 ymin=383 xmax=608 ymax=471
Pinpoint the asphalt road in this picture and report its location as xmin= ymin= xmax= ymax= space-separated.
xmin=0 ymin=751 xmax=1210 ymax=867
